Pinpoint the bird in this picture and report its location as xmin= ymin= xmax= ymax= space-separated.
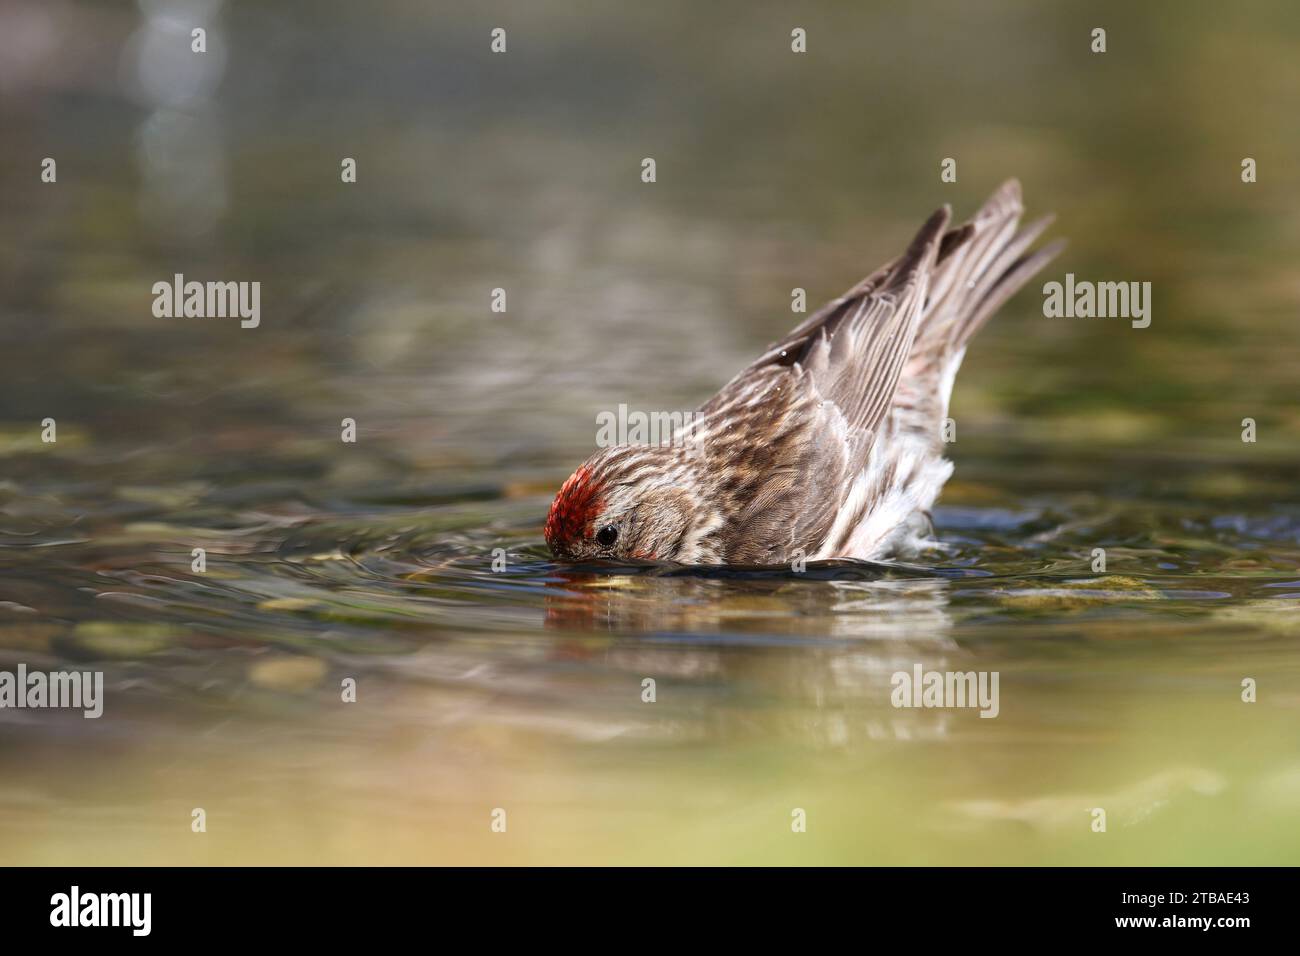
xmin=545 ymin=180 xmax=1063 ymax=566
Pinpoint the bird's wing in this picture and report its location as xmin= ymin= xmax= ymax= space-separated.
xmin=685 ymin=362 xmax=852 ymax=564
xmin=703 ymin=204 xmax=951 ymax=468
xmin=690 ymin=207 xmax=951 ymax=563
xmin=690 ymin=183 xmax=1061 ymax=563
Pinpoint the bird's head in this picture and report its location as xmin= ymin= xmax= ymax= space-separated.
xmin=544 ymin=446 xmax=707 ymax=563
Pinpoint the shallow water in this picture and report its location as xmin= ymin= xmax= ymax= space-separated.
xmin=2 ymin=0 xmax=1300 ymax=864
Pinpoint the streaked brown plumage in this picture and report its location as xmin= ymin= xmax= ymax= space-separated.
xmin=546 ymin=180 xmax=1063 ymax=565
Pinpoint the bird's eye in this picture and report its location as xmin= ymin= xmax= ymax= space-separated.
xmin=595 ymin=524 xmax=618 ymax=547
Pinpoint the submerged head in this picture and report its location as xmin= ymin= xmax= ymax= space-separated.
xmin=544 ymin=446 xmax=704 ymax=562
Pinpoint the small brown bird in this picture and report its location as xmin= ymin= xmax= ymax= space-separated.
xmin=546 ymin=180 xmax=1063 ymax=565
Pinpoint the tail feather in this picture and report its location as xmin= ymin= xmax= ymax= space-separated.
xmin=891 ymin=180 xmax=1061 ymax=453
xmin=914 ymin=179 xmax=1057 ymax=358
xmin=961 ymin=232 xmax=1066 ymax=344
